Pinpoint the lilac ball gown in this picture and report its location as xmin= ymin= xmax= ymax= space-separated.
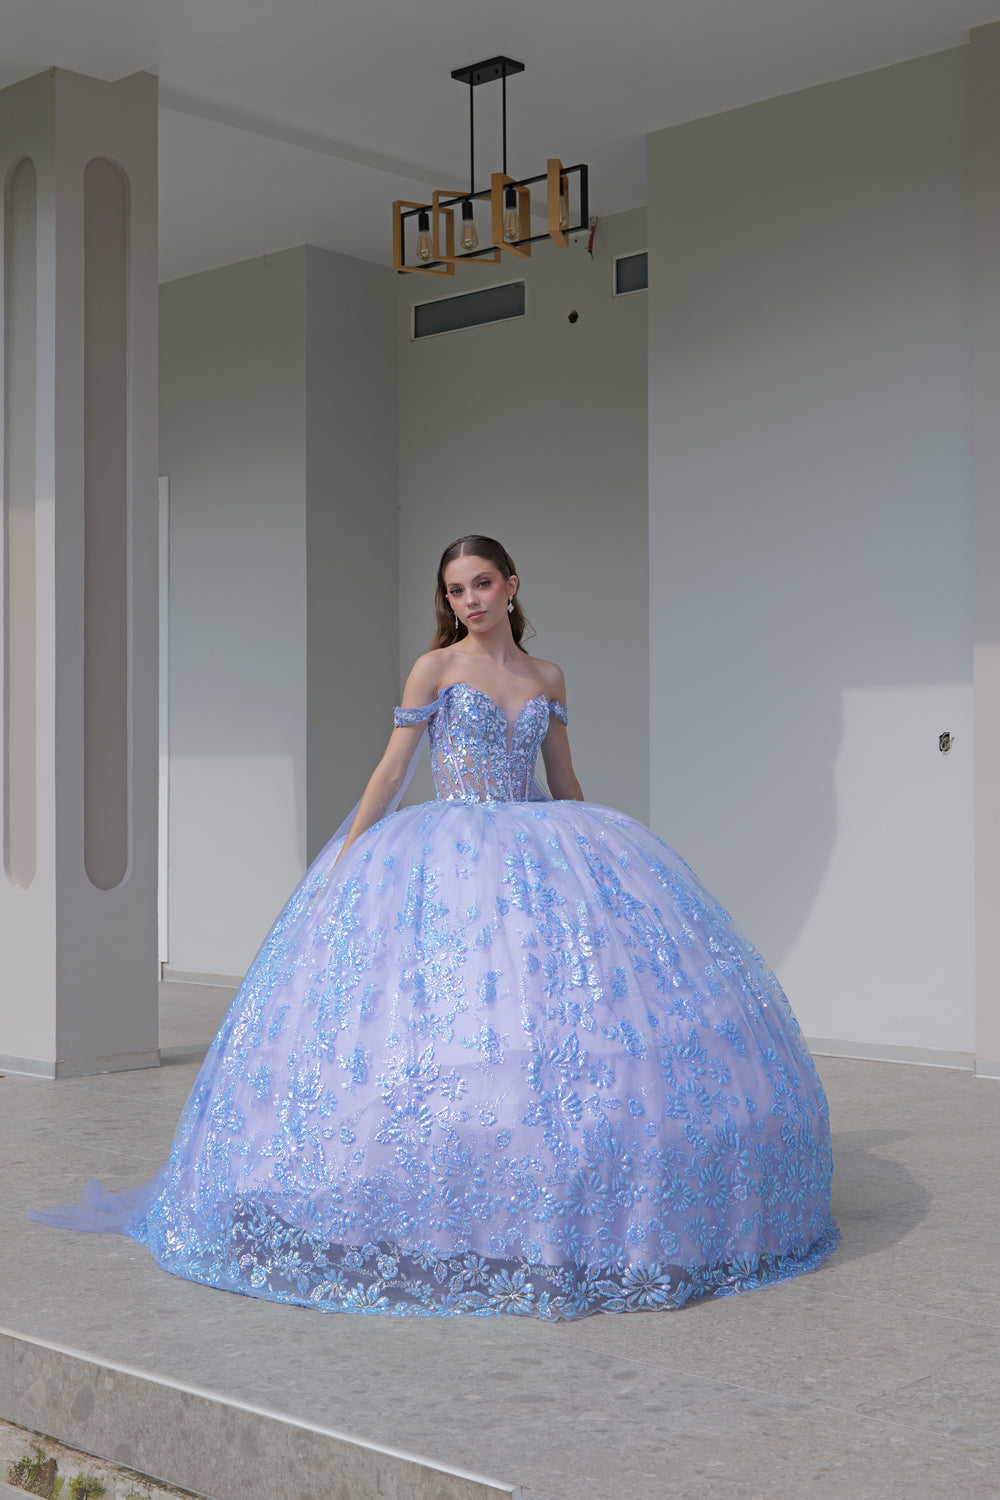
xmin=36 ymin=683 xmax=837 ymax=1317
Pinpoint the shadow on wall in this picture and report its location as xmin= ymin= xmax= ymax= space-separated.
xmin=652 ymin=542 xmax=846 ymax=969
xmin=647 ymin=47 xmax=975 ymax=1057
xmin=650 ymin=248 xmax=973 ymax=1002
xmin=653 ymin=538 xmax=973 ymax=1024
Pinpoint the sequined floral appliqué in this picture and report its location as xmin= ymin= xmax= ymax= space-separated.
xmin=80 ymin=683 xmax=838 ymax=1317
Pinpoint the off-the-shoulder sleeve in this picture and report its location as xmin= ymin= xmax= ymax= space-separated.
xmin=394 ymin=701 xmax=439 ymax=727
xmin=548 ymin=699 xmax=568 ymax=724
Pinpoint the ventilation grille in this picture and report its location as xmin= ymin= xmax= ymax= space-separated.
xmin=413 ymin=280 xmax=526 ymax=339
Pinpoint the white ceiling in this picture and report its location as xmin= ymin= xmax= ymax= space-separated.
xmin=2 ymin=0 xmax=997 ymax=281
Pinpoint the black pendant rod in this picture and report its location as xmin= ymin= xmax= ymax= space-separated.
xmin=502 ymin=65 xmax=508 ymax=177
xmin=469 ymin=80 xmax=475 ymax=195
xmin=451 ymin=56 xmax=523 ymax=183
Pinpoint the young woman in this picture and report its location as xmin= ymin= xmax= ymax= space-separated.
xmin=35 ymin=536 xmax=837 ymax=1318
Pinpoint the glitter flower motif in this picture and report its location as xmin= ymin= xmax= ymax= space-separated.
xmin=111 ymin=681 xmax=836 ymax=1322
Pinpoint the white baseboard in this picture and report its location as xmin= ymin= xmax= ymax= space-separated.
xmin=161 ymin=966 xmax=242 ymax=989
xmin=806 ymin=1037 xmax=975 ymax=1072
xmin=0 ymin=1049 xmax=160 ymax=1079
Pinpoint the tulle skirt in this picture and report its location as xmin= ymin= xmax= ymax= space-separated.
xmin=36 ymin=797 xmax=838 ymax=1318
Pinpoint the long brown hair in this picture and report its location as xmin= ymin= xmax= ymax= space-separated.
xmin=430 ymin=535 xmax=533 ymax=652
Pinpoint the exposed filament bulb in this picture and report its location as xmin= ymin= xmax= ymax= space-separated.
xmin=558 ymin=178 xmax=570 ymax=231
xmin=461 ymin=199 xmax=479 ymax=252
xmin=416 ymin=210 xmax=432 ymax=262
xmin=503 ymin=186 xmax=520 ymax=243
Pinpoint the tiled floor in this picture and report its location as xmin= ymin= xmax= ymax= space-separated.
xmin=1 ymin=987 xmax=998 ymax=1500
xmin=157 ymin=979 xmax=236 ymax=1063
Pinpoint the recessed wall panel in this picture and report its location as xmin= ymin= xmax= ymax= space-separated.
xmin=83 ymin=157 xmax=129 ymax=891
xmin=3 ymin=157 xmax=37 ymax=891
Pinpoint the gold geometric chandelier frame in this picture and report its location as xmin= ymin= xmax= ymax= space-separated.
xmin=392 ymin=56 xmax=589 ymax=276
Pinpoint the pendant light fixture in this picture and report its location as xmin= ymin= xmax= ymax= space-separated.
xmin=393 ymin=56 xmax=589 ymax=276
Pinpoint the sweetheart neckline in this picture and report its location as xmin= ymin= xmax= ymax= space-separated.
xmin=437 ymin=681 xmax=552 ymax=726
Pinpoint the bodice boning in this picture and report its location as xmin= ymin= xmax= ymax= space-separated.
xmin=394 ymin=682 xmax=568 ymax=804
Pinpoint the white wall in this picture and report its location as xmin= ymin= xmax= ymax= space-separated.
xmin=647 ymin=50 xmax=974 ymax=1060
xmin=160 ymin=245 xmax=399 ymax=978
xmin=970 ymin=23 xmax=1000 ymax=1077
xmin=305 ymin=246 xmax=399 ymax=861
xmin=160 ymin=250 xmax=309 ymax=978
xmin=397 ymin=209 xmax=649 ymax=818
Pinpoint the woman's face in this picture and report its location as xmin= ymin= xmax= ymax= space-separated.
xmin=443 ymin=554 xmax=516 ymax=634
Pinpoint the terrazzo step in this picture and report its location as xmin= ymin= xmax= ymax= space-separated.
xmin=0 ymin=1328 xmax=521 ymax=1500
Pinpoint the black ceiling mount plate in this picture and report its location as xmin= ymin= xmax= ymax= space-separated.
xmin=451 ymin=56 xmax=525 ymax=88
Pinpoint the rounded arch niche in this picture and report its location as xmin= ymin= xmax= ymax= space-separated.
xmin=3 ymin=155 xmax=38 ymax=891
xmin=83 ymin=155 xmax=131 ymax=891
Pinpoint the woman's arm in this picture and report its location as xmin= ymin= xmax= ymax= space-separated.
xmin=335 ymin=654 xmax=443 ymax=863
xmin=538 ymin=664 xmax=584 ymax=801
xmin=541 ymin=718 xmax=584 ymax=801
xmin=335 ymin=722 xmax=426 ymax=863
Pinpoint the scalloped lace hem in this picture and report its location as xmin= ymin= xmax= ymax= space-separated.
xmin=139 ymin=1214 xmax=841 ymax=1320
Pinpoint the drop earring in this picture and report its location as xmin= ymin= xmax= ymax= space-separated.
xmin=507 ymin=597 xmax=515 ymax=615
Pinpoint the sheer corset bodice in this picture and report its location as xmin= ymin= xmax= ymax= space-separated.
xmin=394 ymin=682 xmax=567 ymax=804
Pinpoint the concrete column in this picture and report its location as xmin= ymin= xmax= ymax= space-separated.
xmin=971 ymin=25 xmax=1000 ymax=1080
xmin=0 ymin=69 xmax=158 ymax=1076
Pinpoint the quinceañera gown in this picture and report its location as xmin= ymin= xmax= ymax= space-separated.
xmin=37 ymin=684 xmax=838 ymax=1318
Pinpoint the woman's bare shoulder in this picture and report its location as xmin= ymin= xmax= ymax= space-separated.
xmin=529 ymin=657 xmax=568 ymax=700
xmin=412 ymin=648 xmax=452 ymax=670
xmin=400 ymin=650 xmax=450 ymax=707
